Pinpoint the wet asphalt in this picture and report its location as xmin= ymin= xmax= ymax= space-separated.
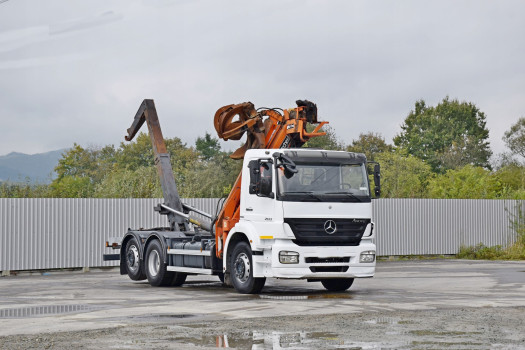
xmin=0 ymin=259 xmax=524 ymax=336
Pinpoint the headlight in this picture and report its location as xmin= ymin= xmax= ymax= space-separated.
xmin=279 ymin=251 xmax=299 ymax=264
xmin=359 ymin=250 xmax=376 ymax=263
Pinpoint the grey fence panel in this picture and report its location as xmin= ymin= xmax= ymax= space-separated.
xmin=1 ymin=198 xmax=523 ymax=271
xmin=373 ymin=199 xmax=523 ymax=256
xmin=0 ymin=198 xmax=220 ymax=271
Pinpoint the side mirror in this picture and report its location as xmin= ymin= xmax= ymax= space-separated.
xmin=273 ymin=153 xmax=298 ymax=179
xmin=373 ymin=163 xmax=381 ymax=198
xmin=248 ymin=159 xmax=274 ymax=198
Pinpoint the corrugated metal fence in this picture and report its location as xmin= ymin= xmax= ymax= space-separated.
xmin=373 ymin=199 xmax=522 ymax=256
xmin=1 ymin=198 xmax=523 ymax=272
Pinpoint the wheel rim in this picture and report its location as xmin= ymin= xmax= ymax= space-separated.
xmin=148 ymin=249 xmax=160 ymax=277
xmin=234 ymin=252 xmax=250 ymax=283
xmin=127 ymin=245 xmax=140 ymax=273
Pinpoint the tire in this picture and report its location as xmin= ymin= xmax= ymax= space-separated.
xmin=145 ymin=239 xmax=173 ymax=287
xmin=321 ymin=278 xmax=354 ymax=292
xmin=170 ymin=272 xmax=187 ymax=287
xmin=230 ymin=242 xmax=265 ymax=294
xmin=124 ymin=237 xmax=146 ymax=281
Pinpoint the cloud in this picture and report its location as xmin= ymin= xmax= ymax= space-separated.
xmin=49 ymin=11 xmax=123 ymax=35
xmin=0 ymin=0 xmax=524 ymax=157
xmin=0 ymin=26 xmax=48 ymax=53
xmin=0 ymin=53 xmax=88 ymax=70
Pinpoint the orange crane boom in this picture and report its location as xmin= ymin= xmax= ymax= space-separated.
xmin=213 ymin=100 xmax=328 ymax=258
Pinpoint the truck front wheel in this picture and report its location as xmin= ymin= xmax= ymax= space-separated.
xmin=321 ymin=278 xmax=354 ymax=292
xmin=124 ymin=237 xmax=146 ymax=281
xmin=230 ymin=242 xmax=265 ymax=294
xmin=145 ymin=239 xmax=173 ymax=287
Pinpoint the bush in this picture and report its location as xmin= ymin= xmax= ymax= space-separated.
xmin=457 ymin=244 xmax=506 ymax=260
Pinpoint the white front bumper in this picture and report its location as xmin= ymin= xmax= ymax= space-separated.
xmin=252 ymin=239 xmax=375 ymax=279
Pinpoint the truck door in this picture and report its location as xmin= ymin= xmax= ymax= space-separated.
xmin=241 ymin=159 xmax=282 ymax=234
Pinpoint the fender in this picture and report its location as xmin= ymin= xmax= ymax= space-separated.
xmin=144 ymin=232 xmax=170 ymax=264
xmin=223 ymin=220 xmax=265 ymax=271
xmin=120 ymin=230 xmax=144 ymax=275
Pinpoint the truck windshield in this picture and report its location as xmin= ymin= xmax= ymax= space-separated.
xmin=277 ymin=162 xmax=370 ymax=202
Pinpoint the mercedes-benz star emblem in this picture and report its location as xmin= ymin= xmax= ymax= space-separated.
xmin=324 ymin=220 xmax=337 ymax=234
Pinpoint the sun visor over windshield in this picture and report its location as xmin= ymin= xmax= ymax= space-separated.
xmin=282 ymin=149 xmax=367 ymax=164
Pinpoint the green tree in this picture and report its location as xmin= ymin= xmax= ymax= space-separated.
xmin=97 ymin=134 xmax=199 ymax=198
xmin=303 ymin=124 xmax=345 ymax=150
xmin=427 ymin=165 xmax=504 ymax=199
xmin=95 ymin=167 xmax=161 ymax=198
xmin=50 ymin=176 xmax=94 ymax=198
xmin=347 ymin=132 xmax=393 ymax=161
xmin=374 ymin=151 xmax=432 ymax=198
xmin=503 ymin=117 xmax=525 ymax=160
xmin=189 ymin=152 xmax=242 ymax=197
xmin=494 ymin=164 xmax=525 ymax=199
xmin=393 ymin=97 xmax=492 ymax=173
xmin=112 ymin=132 xmax=188 ymax=170
xmin=92 ymin=131 xmax=241 ymax=199
xmin=51 ymin=144 xmax=107 ymax=197
xmin=0 ymin=181 xmax=50 ymax=198
xmin=196 ymin=132 xmax=221 ymax=161
xmin=6 ymin=128 xmax=242 ymax=198
xmin=54 ymin=144 xmax=102 ymax=182
xmin=114 ymin=133 xmax=157 ymax=170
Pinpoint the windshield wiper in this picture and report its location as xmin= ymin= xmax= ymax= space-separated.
xmin=323 ymin=192 xmax=362 ymax=202
xmin=282 ymin=191 xmax=323 ymax=202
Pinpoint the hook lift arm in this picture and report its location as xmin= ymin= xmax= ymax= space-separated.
xmin=125 ymin=99 xmax=211 ymax=232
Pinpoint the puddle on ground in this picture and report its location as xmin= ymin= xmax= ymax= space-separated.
xmin=183 ymin=281 xmax=223 ymax=287
xmin=306 ymin=293 xmax=353 ymax=300
xmin=364 ymin=316 xmax=400 ymax=325
xmin=0 ymin=304 xmax=102 ymax=318
xmin=409 ymin=330 xmax=482 ymax=336
xmin=258 ymin=293 xmax=352 ymax=300
xmin=171 ymin=331 xmax=408 ymax=349
xmin=129 ymin=313 xmax=196 ymax=322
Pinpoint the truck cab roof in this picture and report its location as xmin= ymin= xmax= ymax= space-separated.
xmin=244 ymin=148 xmax=367 ymax=163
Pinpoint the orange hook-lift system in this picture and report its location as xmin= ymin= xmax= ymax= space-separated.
xmin=213 ymin=100 xmax=328 ymax=258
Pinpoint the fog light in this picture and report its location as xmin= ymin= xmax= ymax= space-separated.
xmin=279 ymin=251 xmax=299 ymax=264
xmin=360 ymin=250 xmax=376 ymax=263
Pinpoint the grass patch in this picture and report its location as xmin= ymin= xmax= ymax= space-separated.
xmin=456 ymin=242 xmax=525 ymax=260
xmin=457 ymin=202 xmax=525 ymax=260
xmin=377 ymin=255 xmax=454 ymax=261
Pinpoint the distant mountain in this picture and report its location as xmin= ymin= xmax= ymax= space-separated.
xmin=0 ymin=149 xmax=67 ymax=184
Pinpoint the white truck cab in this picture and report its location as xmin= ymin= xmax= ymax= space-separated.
xmin=224 ymin=148 xmax=377 ymax=291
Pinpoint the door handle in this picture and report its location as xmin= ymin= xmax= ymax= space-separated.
xmin=246 ymin=207 xmax=253 ymax=211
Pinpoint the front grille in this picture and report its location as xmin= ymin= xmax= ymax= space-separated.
xmin=305 ymin=257 xmax=350 ymax=264
xmin=285 ymin=218 xmax=370 ymax=246
xmin=309 ymin=266 xmax=349 ymax=273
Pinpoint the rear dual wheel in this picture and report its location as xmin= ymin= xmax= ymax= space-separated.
xmin=145 ymin=239 xmax=187 ymax=287
xmin=124 ymin=238 xmax=146 ymax=281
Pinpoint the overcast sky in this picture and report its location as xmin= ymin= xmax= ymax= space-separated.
xmin=1 ymin=0 xmax=524 ymax=159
